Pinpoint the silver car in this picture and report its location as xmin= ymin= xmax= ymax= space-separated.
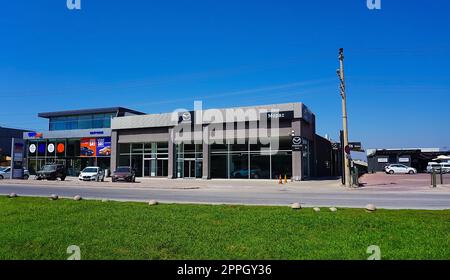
xmin=0 ymin=167 xmax=30 ymax=179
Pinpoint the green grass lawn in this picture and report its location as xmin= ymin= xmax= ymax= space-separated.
xmin=0 ymin=196 xmax=449 ymax=260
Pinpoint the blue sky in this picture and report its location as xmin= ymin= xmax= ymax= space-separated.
xmin=0 ymin=0 xmax=449 ymax=150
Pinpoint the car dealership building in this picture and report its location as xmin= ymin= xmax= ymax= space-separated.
xmin=22 ymin=102 xmax=339 ymax=180
xmin=23 ymin=107 xmax=144 ymax=176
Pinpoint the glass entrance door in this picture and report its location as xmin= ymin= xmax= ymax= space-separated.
xmin=183 ymin=159 xmax=195 ymax=178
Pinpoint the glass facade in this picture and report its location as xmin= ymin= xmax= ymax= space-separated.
xmin=49 ymin=113 xmax=115 ymax=131
xmin=175 ymin=144 xmax=203 ymax=178
xmin=26 ymin=138 xmax=110 ymax=176
xmin=118 ymin=142 xmax=169 ymax=177
xmin=210 ymin=137 xmax=293 ymax=179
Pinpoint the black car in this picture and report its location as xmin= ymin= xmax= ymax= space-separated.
xmin=112 ymin=166 xmax=136 ymax=182
xmin=36 ymin=164 xmax=66 ymax=181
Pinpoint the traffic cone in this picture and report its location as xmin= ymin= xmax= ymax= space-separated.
xmin=284 ymin=174 xmax=288 ymax=184
xmin=278 ymin=175 xmax=283 ymax=184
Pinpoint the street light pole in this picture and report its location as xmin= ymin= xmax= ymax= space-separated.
xmin=337 ymin=48 xmax=351 ymax=187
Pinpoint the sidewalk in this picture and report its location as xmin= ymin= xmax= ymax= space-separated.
xmin=1 ymin=175 xmax=449 ymax=193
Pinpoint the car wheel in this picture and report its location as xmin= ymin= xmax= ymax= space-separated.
xmin=112 ymin=178 xmax=116 ymax=182
xmin=101 ymin=177 xmax=104 ymax=182
xmin=389 ymin=170 xmax=394 ymax=174
xmin=0 ymin=175 xmax=3 ymax=180
xmin=23 ymin=175 xmax=29 ymax=180
xmin=60 ymin=177 xmax=66 ymax=181
xmin=408 ymin=170 xmax=414 ymax=174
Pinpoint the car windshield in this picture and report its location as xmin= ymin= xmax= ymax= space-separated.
xmin=116 ymin=167 xmax=130 ymax=172
xmin=82 ymin=168 xmax=98 ymax=173
xmin=42 ymin=165 xmax=57 ymax=171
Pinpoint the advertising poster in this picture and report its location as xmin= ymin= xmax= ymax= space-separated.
xmin=96 ymin=137 xmax=111 ymax=157
xmin=80 ymin=137 xmax=111 ymax=157
xmin=80 ymin=138 xmax=97 ymax=157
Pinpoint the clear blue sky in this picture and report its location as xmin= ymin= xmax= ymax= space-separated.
xmin=1 ymin=0 xmax=449 ymax=150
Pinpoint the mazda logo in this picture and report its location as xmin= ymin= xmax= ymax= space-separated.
xmin=182 ymin=112 xmax=191 ymax=121
xmin=292 ymin=137 xmax=302 ymax=145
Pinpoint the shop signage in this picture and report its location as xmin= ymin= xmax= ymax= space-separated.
xmin=348 ymin=142 xmax=362 ymax=151
xmin=11 ymin=139 xmax=25 ymax=179
xmin=27 ymin=132 xmax=43 ymax=138
xmin=57 ymin=143 xmax=65 ymax=153
xmin=13 ymin=142 xmax=24 ymax=162
xmin=266 ymin=111 xmax=294 ymax=120
xmin=38 ymin=143 xmax=46 ymax=154
xmin=178 ymin=111 xmax=193 ymax=123
xmin=377 ymin=158 xmax=388 ymax=163
xmin=80 ymin=137 xmax=111 ymax=157
xmin=292 ymin=136 xmax=305 ymax=151
xmin=47 ymin=143 xmax=55 ymax=153
xmin=89 ymin=131 xmax=105 ymax=135
xmin=29 ymin=144 xmax=36 ymax=154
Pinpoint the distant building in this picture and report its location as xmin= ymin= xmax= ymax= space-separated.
xmin=367 ymin=148 xmax=450 ymax=173
xmin=0 ymin=126 xmax=28 ymax=166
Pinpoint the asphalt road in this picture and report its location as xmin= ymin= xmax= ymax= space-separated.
xmin=1 ymin=183 xmax=450 ymax=210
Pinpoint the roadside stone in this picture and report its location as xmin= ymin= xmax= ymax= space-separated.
xmin=365 ymin=204 xmax=377 ymax=212
xmin=313 ymin=207 xmax=321 ymax=212
xmin=329 ymin=207 xmax=338 ymax=212
xmin=291 ymin=203 xmax=301 ymax=210
xmin=50 ymin=194 xmax=59 ymax=200
xmin=8 ymin=193 xmax=17 ymax=198
xmin=73 ymin=195 xmax=82 ymax=201
xmin=148 ymin=200 xmax=159 ymax=206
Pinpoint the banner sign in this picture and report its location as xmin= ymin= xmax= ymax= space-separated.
xmin=265 ymin=111 xmax=294 ymax=121
xmin=348 ymin=142 xmax=362 ymax=151
xmin=96 ymin=137 xmax=111 ymax=156
xmin=10 ymin=138 xmax=25 ymax=179
xmin=80 ymin=137 xmax=111 ymax=157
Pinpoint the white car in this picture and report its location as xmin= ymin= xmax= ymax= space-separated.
xmin=426 ymin=162 xmax=442 ymax=173
xmin=385 ymin=164 xmax=417 ymax=174
xmin=0 ymin=167 xmax=30 ymax=179
xmin=439 ymin=163 xmax=450 ymax=173
xmin=79 ymin=167 xmax=105 ymax=182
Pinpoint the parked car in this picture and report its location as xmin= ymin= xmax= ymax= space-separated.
xmin=426 ymin=162 xmax=442 ymax=173
xmin=112 ymin=166 xmax=136 ymax=182
xmin=0 ymin=167 xmax=30 ymax=179
xmin=78 ymin=166 xmax=105 ymax=182
xmin=439 ymin=163 xmax=450 ymax=174
xmin=385 ymin=164 xmax=417 ymax=174
xmin=80 ymin=146 xmax=95 ymax=156
xmin=36 ymin=164 xmax=66 ymax=181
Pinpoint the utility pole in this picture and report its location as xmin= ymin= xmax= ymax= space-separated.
xmin=337 ymin=48 xmax=351 ymax=187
